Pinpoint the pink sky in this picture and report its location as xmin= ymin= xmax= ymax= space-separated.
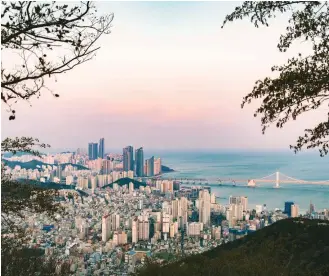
xmin=1 ymin=2 xmax=325 ymax=151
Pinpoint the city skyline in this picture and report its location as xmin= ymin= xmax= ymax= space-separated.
xmin=2 ymin=1 xmax=328 ymax=275
xmin=1 ymin=1 xmax=326 ymax=151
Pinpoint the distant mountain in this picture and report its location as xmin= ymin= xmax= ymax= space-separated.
xmin=136 ymin=218 xmax=329 ymax=276
xmin=102 ymin=177 xmax=147 ymax=189
xmin=2 ymin=159 xmax=174 ymax=174
xmin=161 ymin=165 xmax=175 ymax=173
xmin=2 ymin=151 xmax=46 ymax=158
xmin=3 ymin=159 xmax=89 ymax=171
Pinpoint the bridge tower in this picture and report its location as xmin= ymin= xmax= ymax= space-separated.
xmin=275 ymin=171 xmax=280 ymax=188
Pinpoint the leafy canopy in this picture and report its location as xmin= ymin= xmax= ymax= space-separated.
xmin=222 ymin=1 xmax=329 ymax=156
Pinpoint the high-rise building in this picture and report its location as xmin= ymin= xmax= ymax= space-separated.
xmin=179 ymin=197 xmax=188 ymax=228
xmin=229 ymin=203 xmax=244 ymax=220
xmin=110 ymin=213 xmax=120 ymax=231
xmin=187 ymin=222 xmax=203 ymax=236
xmin=132 ymin=218 xmax=138 ymax=243
xmin=138 ymin=215 xmax=149 ymax=241
xmin=113 ymin=230 xmax=127 ymax=246
xmin=145 ymin=156 xmax=154 ymax=177
xmin=229 ymin=196 xmax=248 ymax=212
xmin=129 ymin=182 xmax=134 ymax=194
xmin=102 ymin=214 xmax=111 ymax=242
xmin=162 ymin=213 xmax=170 ymax=234
xmin=99 ymin=138 xmax=105 ymax=158
xmin=284 ymin=201 xmax=294 ymax=217
xmin=123 ymin=146 xmax=134 ymax=172
xmin=154 ymin=157 xmax=162 ymax=175
xmin=229 ymin=196 xmax=240 ymax=205
xmin=102 ymin=159 xmax=113 ymax=174
xmin=241 ymin=196 xmax=248 ymax=212
xmin=135 ymin=147 xmax=144 ymax=177
xmin=291 ymin=204 xmax=299 ymax=218
xmin=88 ymin=142 xmax=98 ymax=160
xmin=199 ymin=189 xmax=211 ymax=227
xmin=172 ymin=199 xmax=179 ymax=220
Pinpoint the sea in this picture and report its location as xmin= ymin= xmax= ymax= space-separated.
xmin=150 ymin=150 xmax=329 ymax=214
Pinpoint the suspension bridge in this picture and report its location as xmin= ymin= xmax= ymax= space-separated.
xmin=152 ymin=171 xmax=329 ymax=188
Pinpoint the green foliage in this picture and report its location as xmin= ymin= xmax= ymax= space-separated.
xmin=1 ymin=238 xmax=72 ymax=276
xmin=1 ymin=137 xmax=69 ymax=275
xmin=155 ymin=252 xmax=176 ymax=262
xmin=1 ymin=138 xmax=64 ymax=236
xmin=2 ymin=137 xmax=50 ymax=157
xmin=1 ymin=2 xmax=114 ymax=275
xmin=222 ymin=1 xmax=329 ymax=156
xmin=136 ymin=219 xmax=329 ymax=276
xmin=1 ymin=1 xmax=114 ymax=119
xmin=17 ymin=179 xmax=89 ymax=197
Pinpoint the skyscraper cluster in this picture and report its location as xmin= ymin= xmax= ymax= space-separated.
xmin=122 ymin=146 xmax=161 ymax=177
xmin=88 ymin=138 xmax=105 ymax=160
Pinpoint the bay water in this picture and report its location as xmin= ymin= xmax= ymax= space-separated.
xmin=151 ymin=150 xmax=329 ymax=213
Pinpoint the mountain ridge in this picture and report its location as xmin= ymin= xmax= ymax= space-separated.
xmin=136 ymin=218 xmax=329 ymax=276
xmin=3 ymin=159 xmax=89 ymax=171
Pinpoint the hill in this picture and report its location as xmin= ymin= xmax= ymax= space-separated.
xmin=136 ymin=218 xmax=329 ymax=276
xmin=16 ymin=179 xmax=89 ymax=197
xmin=102 ymin=177 xmax=147 ymax=189
xmin=3 ymin=159 xmax=89 ymax=171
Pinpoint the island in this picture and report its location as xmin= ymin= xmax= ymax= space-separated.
xmin=161 ymin=165 xmax=175 ymax=174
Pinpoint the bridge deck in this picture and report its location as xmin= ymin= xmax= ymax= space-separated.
xmin=150 ymin=178 xmax=329 ymax=185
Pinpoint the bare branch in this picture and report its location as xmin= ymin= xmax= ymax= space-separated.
xmin=1 ymin=1 xmax=114 ymax=119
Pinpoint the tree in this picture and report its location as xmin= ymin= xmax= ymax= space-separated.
xmin=1 ymin=137 xmax=60 ymax=235
xmin=1 ymin=137 xmax=74 ymax=276
xmin=1 ymin=2 xmax=113 ymax=275
xmin=222 ymin=1 xmax=329 ymax=156
xmin=1 ymin=1 xmax=113 ymax=119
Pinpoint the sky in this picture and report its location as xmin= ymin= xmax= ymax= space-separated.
xmin=1 ymin=1 xmax=326 ymax=152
